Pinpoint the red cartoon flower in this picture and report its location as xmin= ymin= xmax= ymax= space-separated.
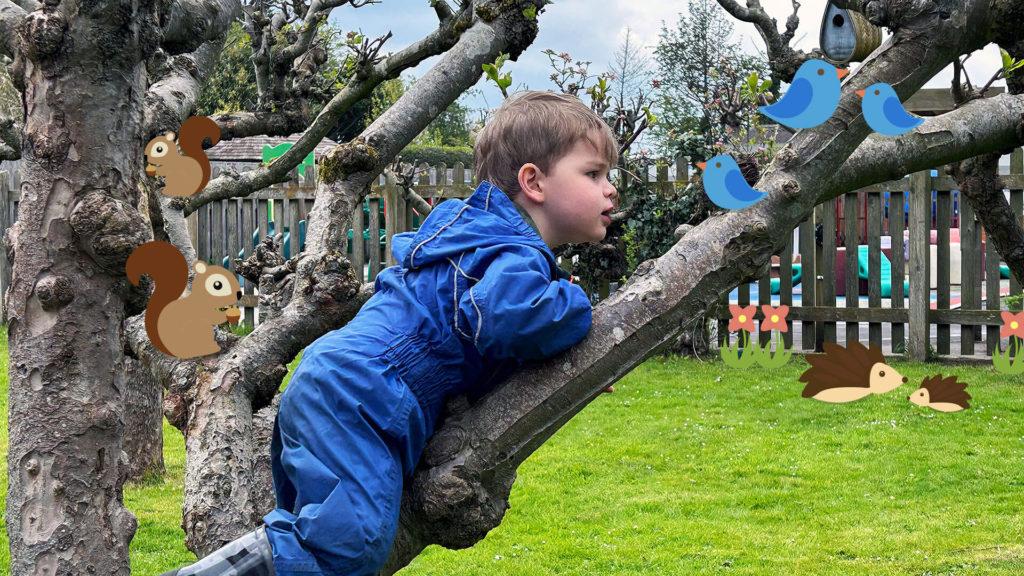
xmin=760 ymin=305 xmax=790 ymax=333
xmin=1000 ymin=311 xmax=1024 ymax=339
xmin=728 ymin=305 xmax=756 ymax=333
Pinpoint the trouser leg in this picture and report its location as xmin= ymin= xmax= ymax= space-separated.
xmin=262 ymin=370 xmax=407 ymax=576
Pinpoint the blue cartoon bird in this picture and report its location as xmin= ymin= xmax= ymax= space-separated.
xmin=759 ymin=59 xmax=849 ymax=129
xmin=857 ymin=82 xmax=924 ymax=137
xmin=699 ymin=154 xmax=767 ymax=211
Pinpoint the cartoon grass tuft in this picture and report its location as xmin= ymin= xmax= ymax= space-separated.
xmin=721 ymin=330 xmax=759 ymax=369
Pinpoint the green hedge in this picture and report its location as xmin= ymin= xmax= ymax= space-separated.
xmin=399 ymin=144 xmax=473 ymax=168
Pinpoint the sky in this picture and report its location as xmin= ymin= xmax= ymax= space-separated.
xmin=328 ymin=0 xmax=1007 ymax=126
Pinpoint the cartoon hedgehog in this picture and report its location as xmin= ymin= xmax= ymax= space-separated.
xmin=908 ymin=375 xmax=971 ymax=412
xmin=798 ymin=341 xmax=908 ymax=403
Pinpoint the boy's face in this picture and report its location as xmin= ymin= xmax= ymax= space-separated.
xmin=535 ymin=134 xmax=618 ymax=246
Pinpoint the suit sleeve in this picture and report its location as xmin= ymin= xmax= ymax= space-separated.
xmin=456 ymin=246 xmax=593 ymax=360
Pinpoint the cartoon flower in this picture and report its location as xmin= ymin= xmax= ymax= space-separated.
xmin=728 ymin=304 xmax=756 ymax=333
xmin=760 ymin=305 xmax=790 ymax=332
xmin=1000 ymin=310 xmax=1024 ymax=339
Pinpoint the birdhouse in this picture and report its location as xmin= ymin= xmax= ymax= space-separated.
xmin=819 ymin=1 xmax=883 ymax=64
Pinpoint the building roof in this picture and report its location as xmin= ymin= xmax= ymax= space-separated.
xmin=206 ymin=133 xmax=339 ymax=162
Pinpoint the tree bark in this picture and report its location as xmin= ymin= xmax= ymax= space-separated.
xmin=123 ymin=357 xmax=166 ymax=482
xmin=5 ymin=3 xmax=157 ymax=573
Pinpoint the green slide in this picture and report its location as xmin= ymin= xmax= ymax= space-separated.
xmin=857 ymin=245 xmax=909 ymax=298
xmin=769 ymin=263 xmax=802 ymax=295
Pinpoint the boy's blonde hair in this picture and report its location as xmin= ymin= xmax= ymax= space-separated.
xmin=474 ymin=90 xmax=618 ymax=198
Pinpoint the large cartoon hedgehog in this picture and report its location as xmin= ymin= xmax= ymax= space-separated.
xmin=908 ymin=375 xmax=971 ymax=412
xmin=798 ymin=341 xmax=908 ymax=403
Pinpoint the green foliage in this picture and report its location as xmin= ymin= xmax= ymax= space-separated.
xmin=368 ymin=77 xmax=473 ymax=148
xmin=398 ymin=144 xmax=473 ymax=167
xmin=1000 ymin=48 xmax=1024 ymax=76
xmin=0 ymin=66 xmax=18 ymax=119
xmin=196 ymin=22 xmax=260 ymax=114
xmin=651 ymin=0 xmax=769 ymax=158
xmin=482 ymin=53 xmax=513 ymax=97
xmin=621 ymin=166 xmax=709 ymax=270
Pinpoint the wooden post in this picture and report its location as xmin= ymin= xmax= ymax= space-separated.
xmin=960 ymin=194 xmax=978 ymax=355
xmin=867 ymin=191 xmax=882 ymax=349
xmin=935 ymin=188 xmax=951 ymax=355
xmin=780 ymin=235 xmax=794 ymax=349
xmin=351 ymin=197 xmax=366 ymax=283
xmin=890 ymin=190 xmax=906 ymax=354
xmin=368 ymin=196 xmax=382 ymax=279
xmin=844 ymin=192 xmax=859 ymax=345
xmin=908 ymin=171 xmax=931 ymax=361
xmin=799 ymin=211 xmax=816 ymax=351
xmin=821 ymin=199 xmax=837 ymax=350
xmin=384 ymin=171 xmax=399 ymax=268
xmin=986 ymin=221 xmax=1001 ymax=354
xmin=1010 ymin=148 xmax=1023 ymax=296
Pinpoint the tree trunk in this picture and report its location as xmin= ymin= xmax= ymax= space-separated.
xmin=5 ymin=5 xmax=154 ymax=573
xmin=124 ymin=357 xmax=166 ymax=482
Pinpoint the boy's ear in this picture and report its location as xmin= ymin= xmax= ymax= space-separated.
xmin=517 ymin=163 xmax=544 ymax=204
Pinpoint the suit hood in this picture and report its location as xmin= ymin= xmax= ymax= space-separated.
xmin=390 ymin=181 xmax=566 ymax=278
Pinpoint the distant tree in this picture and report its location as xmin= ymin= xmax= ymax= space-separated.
xmin=653 ymin=0 xmax=767 ymax=158
xmin=607 ymin=28 xmax=653 ymax=123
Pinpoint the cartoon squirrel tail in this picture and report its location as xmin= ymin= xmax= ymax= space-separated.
xmin=126 ymin=241 xmax=188 ymax=356
xmin=177 ymin=116 xmax=221 ymax=192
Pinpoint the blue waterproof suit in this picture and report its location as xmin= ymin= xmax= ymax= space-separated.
xmin=263 ymin=181 xmax=594 ymax=575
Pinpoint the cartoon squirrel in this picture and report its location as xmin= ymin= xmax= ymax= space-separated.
xmin=144 ymin=116 xmax=221 ymax=197
xmin=798 ymin=341 xmax=908 ymax=403
xmin=908 ymin=374 xmax=971 ymax=412
xmin=126 ymin=241 xmax=242 ymax=359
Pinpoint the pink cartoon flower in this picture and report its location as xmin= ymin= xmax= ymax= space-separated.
xmin=760 ymin=305 xmax=790 ymax=332
xmin=1000 ymin=311 xmax=1024 ymax=339
xmin=728 ymin=305 xmax=756 ymax=333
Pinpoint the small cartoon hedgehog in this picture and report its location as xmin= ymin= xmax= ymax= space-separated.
xmin=908 ymin=375 xmax=971 ymax=412
xmin=798 ymin=341 xmax=908 ymax=403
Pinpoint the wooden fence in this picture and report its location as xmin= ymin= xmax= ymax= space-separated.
xmin=2 ymin=149 xmax=1023 ymax=360
xmin=720 ymin=148 xmax=1024 ymax=361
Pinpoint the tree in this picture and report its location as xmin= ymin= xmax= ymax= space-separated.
xmin=3 ymin=1 xmax=1024 ymax=575
xmin=653 ymin=0 xmax=768 ymax=157
xmin=608 ymin=27 xmax=652 ymax=115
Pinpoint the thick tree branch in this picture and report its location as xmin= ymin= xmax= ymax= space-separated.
xmin=161 ymin=0 xmax=242 ymax=55
xmin=716 ymin=0 xmax=823 ymax=86
xmin=829 ymin=93 xmax=1024 ymax=199
xmin=175 ymin=1 xmax=476 ymax=216
xmin=143 ymin=39 xmax=226 ymax=136
xmin=0 ymin=0 xmax=25 ymax=59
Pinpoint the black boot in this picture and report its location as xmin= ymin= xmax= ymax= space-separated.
xmin=160 ymin=526 xmax=275 ymax=576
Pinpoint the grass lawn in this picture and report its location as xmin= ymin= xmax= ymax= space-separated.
xmin=1 ymin=338 xmax=1023 ymax=574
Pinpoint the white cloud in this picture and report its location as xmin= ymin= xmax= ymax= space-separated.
xmin=331 ymin=0 xmax=1006 ymax=115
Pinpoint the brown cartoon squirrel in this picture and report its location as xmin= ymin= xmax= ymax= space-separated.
xmin=126 ymin=241 xmax=242 ymax=359
xmin=798 ymin=341 xmax=908 ymax=403
xmin=144 ymin=116 xmax=221 ymax=197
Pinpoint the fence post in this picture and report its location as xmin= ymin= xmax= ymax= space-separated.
xmin=908 ymin=170 xmax=931 ymax=361
xmin=384 ymin=171 xmax=399 ymax=268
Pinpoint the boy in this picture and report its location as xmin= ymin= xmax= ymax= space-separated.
xmin=162 ymin=90 xmax=619 ymax=576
